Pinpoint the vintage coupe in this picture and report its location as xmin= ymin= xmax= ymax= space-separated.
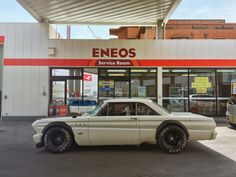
xmin=32 ymin=99 xmax=217 ymax=154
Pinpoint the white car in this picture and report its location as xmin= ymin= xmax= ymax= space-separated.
xmin=32 ymin=98 xmax=217 ymax=154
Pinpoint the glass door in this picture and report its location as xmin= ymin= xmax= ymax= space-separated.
xmin=52 ymin=81 xmax=66 ymax=105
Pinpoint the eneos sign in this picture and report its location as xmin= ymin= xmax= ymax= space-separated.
xmin=92 ymin=48 xmax=136 ymax=58
xmin=92 ymin=48 xmax=136 ymax=67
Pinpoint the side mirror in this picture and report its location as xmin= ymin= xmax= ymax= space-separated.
xmin=72 ymin=113 xmax=80 ymax=118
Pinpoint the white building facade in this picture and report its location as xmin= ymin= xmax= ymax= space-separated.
xmin=1 ymin=23 xmax=236 ymax=120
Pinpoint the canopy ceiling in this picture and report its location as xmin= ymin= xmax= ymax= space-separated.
xmin=17 ymin=0 xmax=181 ymax=25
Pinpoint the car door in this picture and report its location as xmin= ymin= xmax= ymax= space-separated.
xmin=88 ymin=102 xmax=139 ymax=145
xmin=137 ymin=103 xmax=167 ymax=144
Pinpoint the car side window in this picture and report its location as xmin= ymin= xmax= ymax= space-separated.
xmin=107 ymin=103 xmax=136 ymax=116
xmin=97 ymin=105 xmax=108 ymax=116
xmin=137 ymin=103 xmax=159 ymax=115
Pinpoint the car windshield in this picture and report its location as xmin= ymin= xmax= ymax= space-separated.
xmin=151 ymin=100 xmax=171 ymax=114
xmin=87 ymin=102 xmax=104 ymax=116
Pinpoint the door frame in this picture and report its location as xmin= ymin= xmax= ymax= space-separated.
xmin=49 ymin=68 xmax=83 ymax=105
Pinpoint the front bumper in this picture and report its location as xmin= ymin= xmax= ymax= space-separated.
xmin=33 ymin=133 xmax=44 ymax=148
xmin=226 ymin=114 xmax=236 ymax=125
xmin=211 ymin=130 xmax=217 ymax=140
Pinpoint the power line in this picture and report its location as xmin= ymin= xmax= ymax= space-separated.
xmin=87 ymin=25 xmax=97 ymax=39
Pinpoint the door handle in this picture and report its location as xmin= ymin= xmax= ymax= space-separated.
xmin=130 ymin=117 xmax=138 ymax=121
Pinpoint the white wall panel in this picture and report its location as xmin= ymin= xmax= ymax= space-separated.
xmin=23 ymin=24 xmax=32 ymax=58
xmin=202 ymin=41 xmax=210 ymax=59
xmin=185 ymin=40 xmax=194 ymax=59
xmin=193 ymin=41 xmax=202 ymax=59
xmin=40 ymin=24 xmax=49 ymax=58
xmin=209 ymin=40 xmax=219 ymax=59
xmin=30 ymin=66 xmax=40 ymax=116
xmin=12 ymin=67 xmax=23 ymax=116
xmin=21 ymin=66 xmax=31 ymax=116
xmin=56 ymin=39 xmax=65 ymax=58
xmin=227 ymin=41 xmax=236 ymax=59
xmin=64 ymin=40 xmax=73 ymax=59
xmin=153 ymin=40 xmax=162 ymax=59
xmin=39 ymin=67 xmax=49 ymax=116
xmin=31 ymin=24 xmax=41 ymax=58
xmin=161 ymin=40 xmax=170 ymax=59
xmin=217 ymin=41 xmax=227 ymax=59
xmin=6 ymin=24 xmax=16 ymax=58
xmin=2 ymin=67 xmax=14 ymax=116
xmin=15 ymin=24 xmax=24 ymax=58
xmin=169 ymin=40 xmax=178 ymax=59
xmin=177 ymin=40 xmax=186 ymax=59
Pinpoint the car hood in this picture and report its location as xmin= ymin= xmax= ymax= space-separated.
xmin=32 ymin=115 xmax=90 ymax=126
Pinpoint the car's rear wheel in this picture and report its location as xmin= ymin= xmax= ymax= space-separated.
xmin=44 ymin=127 xmax=73 ymax=153
xmin=158 ymin=125 xmax=187 ymax=154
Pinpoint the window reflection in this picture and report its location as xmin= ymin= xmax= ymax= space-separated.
xmin=217 ymin=69 xmax=236 ymax=116
xmin=189 ymin=69 xmax=216 ymax=116
xmin=163 ymin=69 xmax=188 ymax=112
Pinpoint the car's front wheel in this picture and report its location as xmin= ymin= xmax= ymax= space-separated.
xmin=43 ymin=127 xmax=73 ymax=153
xmin=229 ymin=122 xmax=236 ymax=129
xmin=158 ymin=125 xmax=187 ymax=154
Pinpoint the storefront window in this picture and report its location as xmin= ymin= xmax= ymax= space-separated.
xmin=83 ymin=68 xmax=98 ymax=101
xmin=163 ymin=69 xmax=188 ymax=112
xmin=99 ymin=80 xmax=115 ymax=97
xmin=115 ymin=81 xmax=129 ymax=97
xmin=131 ymin=69 xmax=156 ymax=99
xmin=217 ymin=69 xmax=236 ymax=116
xmin=189 ymin=69 xmax=216 ymax=116
xmin=52 ymin=68 xmax=82 ymax=76
xmin=98 ymin=69 xmax=130 ymax=100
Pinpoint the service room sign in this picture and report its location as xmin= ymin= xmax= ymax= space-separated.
xmin=92 ymin=48 xmax=136 ymax=66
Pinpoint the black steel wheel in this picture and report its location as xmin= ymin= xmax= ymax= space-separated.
xmin=44 ymin=127 xmax=73 ymax=153
xmin=229 ymin=122 xmax=236 ymax=129
xmin=158 ymin=125 xmax=187 ymax=154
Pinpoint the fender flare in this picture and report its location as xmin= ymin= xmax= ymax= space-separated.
xmin=155 ymin=120 xmax=189 ymax=140
xmin=42 ymin=122 xmax=75 ymax=139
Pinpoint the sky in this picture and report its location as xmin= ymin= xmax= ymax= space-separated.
xmin=1 ymin=0 xmax=236 ymax=38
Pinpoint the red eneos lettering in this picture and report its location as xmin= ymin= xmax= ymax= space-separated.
xmin=92 ymin=48 xmax=136 ymax=58
xmin=100 ymin=48 xmax=109 ymax=57
xmin=129 ymin=48 xmax=136 ymax=58
xmin=119 ymin=48 xmax=128 ymax=58
xmin=92 ymin=48 xmax=99 ymax=57
xmin=110 ymin=48 xmax=118 ymax=57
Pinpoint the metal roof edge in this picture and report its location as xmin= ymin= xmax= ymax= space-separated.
xmin=16 ymin=0 xmax=43 ymax=22
xmin=163 ymin=0 xmax=182 ymax=25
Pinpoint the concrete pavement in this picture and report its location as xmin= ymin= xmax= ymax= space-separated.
xmin=0 ymin=121 xmax=235 ymax=177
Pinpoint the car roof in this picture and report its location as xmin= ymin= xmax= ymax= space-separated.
xmin=103 ymin=98 xmax=152 ymax=104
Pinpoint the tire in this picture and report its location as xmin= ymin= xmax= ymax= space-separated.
xmin=158 ymin=125 xmax=187 ymax=154
xmin=229 ymin=122 xmax=236 ymax=129
xmin=43 ymin=127 xmax=73 ymax=153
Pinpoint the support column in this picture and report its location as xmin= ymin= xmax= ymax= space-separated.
xmin=157 ymin=20 xmax=164 ymax=39
xmin=157 ymin=67 xmax=163 ymax=105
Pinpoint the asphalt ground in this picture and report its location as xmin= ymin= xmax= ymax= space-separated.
xmin=0 ymin=121 xmax=236 ymax=177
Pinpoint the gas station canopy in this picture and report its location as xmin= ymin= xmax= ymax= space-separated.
xmin=17 ymin=0 xmax=181 ymax=25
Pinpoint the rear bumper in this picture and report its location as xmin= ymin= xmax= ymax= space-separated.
xmin=33 ymin=133 xmax=44 ymax=148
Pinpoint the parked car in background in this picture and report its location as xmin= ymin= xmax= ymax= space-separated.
xmin=226 ymin=94 xmax=236 ymax=128
xmin=32 ymin=99 xmax=217 ymax=154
